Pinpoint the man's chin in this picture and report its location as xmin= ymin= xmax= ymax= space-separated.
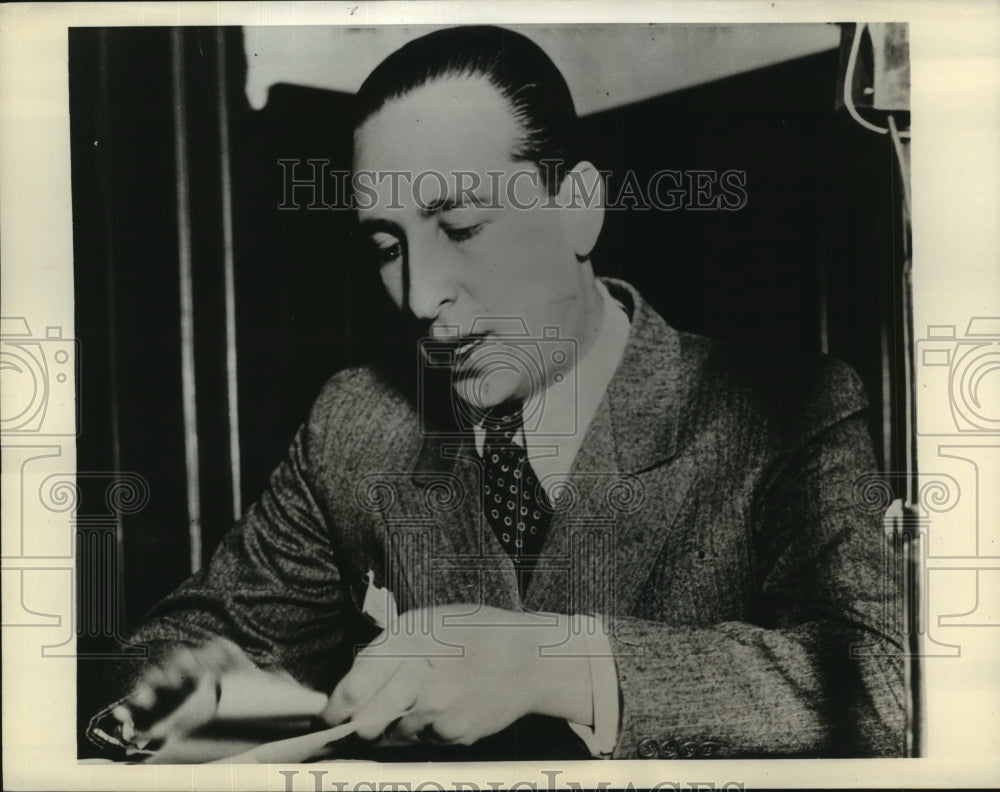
xmin=452 ymin=372 xmax=524 ymax=413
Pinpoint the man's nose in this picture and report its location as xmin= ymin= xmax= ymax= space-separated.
xmin=405 ymin=244 xmax=455 ymax=321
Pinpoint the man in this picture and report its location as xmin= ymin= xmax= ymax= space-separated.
xmin=92 ymin=26 xmax=904 ymax=760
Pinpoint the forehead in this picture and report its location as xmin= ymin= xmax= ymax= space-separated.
xmin=353 ymin=74 xmax=523 ymax=177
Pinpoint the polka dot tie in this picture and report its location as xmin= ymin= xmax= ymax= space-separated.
xmin=481 ymin=402 xmax=553 ymax=597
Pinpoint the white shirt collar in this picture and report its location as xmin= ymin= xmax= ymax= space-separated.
xmin=473 ymin=280 xmax=631 ymax=496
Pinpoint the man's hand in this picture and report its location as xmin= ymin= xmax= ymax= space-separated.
xmin=114 ymin=637 xmax=256 ymax=740
xmin=321 ymin=605 xmax=594 ymax=747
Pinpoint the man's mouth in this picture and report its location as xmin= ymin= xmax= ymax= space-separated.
xmin=424 ymin=331 xmax=498 ymax=374
xmin=452 ymin=333 xmax=491 ymax=365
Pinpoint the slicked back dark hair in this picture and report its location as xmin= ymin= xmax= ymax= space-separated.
xmin=354 ymin=25 xmax=580 ymax=195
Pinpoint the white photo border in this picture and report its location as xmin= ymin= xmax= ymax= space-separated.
xmin=2 ymin=1 xmax=998 ymax=789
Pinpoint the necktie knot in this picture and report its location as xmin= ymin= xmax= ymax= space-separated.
xmin=483 ymin=401 xmax=524 ymax=435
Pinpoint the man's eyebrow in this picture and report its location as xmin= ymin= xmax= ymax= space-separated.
xmin=356 ymin=217 xmax=401 ymax=236
xmin=418 ymin=192 xmax=497 ymax=218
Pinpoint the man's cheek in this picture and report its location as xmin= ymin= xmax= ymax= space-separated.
xmin=379 ymin=263 xmax=404 ymax=308
xmin=516 ymin=216 xmax=568 ymax=269
xmin=495 ymin=236 xmax=557 ymax=283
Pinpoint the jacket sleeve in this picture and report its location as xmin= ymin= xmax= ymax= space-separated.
xmin=608 ymin=379 xmax=906 ymax=758
xmin=100 ymin=379 xmax=377 ymax=708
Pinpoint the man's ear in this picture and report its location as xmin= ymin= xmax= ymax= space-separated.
xmin=557 ymin=161 xmax=605 ymax=262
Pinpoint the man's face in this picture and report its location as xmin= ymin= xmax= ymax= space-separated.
xmin=353 ymin=75 xmax=594 ymax=411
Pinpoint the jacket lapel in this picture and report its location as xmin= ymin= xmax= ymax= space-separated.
xmin=524 ymin=397 xmax=624 ymax=615
xmin=387 ymin=433 xmax=520 ymax=613
xmin=526 ymin=280 xmax=699 ymax=616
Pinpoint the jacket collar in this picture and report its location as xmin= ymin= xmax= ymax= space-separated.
xmin=411 ymin=278 xmax=681 ymax=478
xmin=601 ymin=278 xmax=681 ymax=472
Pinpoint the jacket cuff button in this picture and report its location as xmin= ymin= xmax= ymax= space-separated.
xmin=678 ymin=740 xmax=699 ymax=758
xmin=636 ymin=738 xmax=659 ymax=759
xmin=658 ymin=739 xmax=678 ymax=758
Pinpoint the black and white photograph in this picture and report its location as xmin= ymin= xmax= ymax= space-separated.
xmin=2 ymin=3 xmax=999 ymax=789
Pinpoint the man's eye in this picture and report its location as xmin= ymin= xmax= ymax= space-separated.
xmin=375 ymin=242 xmax=402 ymax=264
xmin=367 ymin=231 xmax=403 ymax=266
xmin=442 ymin=223 xmax=484 ymax=243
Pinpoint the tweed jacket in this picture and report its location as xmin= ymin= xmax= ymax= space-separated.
xmin=116 ymin=279 xmax=905 ymax=759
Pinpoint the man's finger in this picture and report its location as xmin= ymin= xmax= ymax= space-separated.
xmin=322 ymin=651 xmax=404 ymax=726
xmin=382 ymin=708 xmax=439 ymax=746
xmin=142 ymin=673 xmax=219 ymax=740
xmin=129 ymin=641 xmax=234 ymax=734
xmin=127 ymin=663 xmax=195 ymax=731
xmin=126 ymin=681 xmax=158 ymax=717
xmin=348 ymin=659 xmax=424 ymax=741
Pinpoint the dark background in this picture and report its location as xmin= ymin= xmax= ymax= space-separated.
xmin=69 ymin=26 xmax=907 ymax=751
